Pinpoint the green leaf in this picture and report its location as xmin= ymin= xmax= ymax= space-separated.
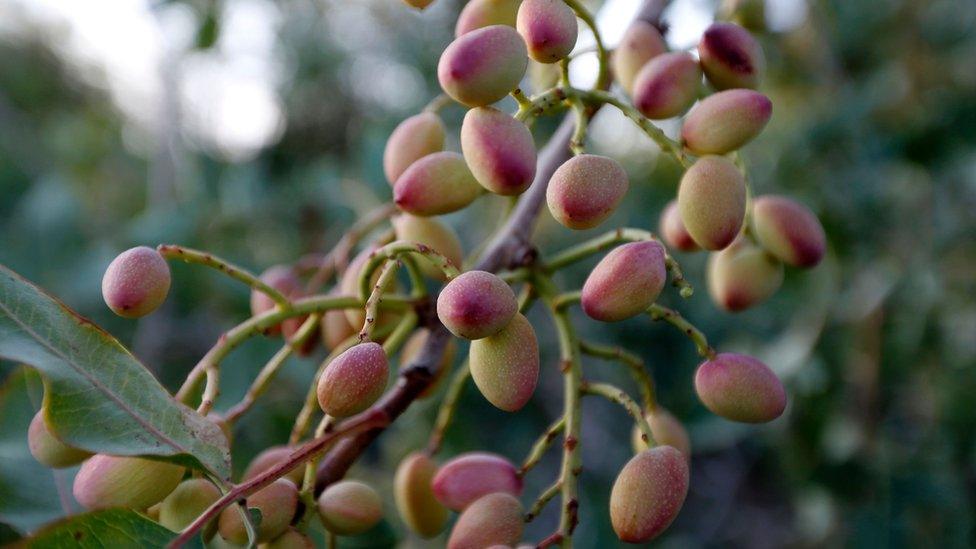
xmin=0 ymin=368 xmax=74 ymax=534
xmin=14 ymin=508 xmax=186 ymax=548
xmin=0 ymin=264 xmax=230 ymax=479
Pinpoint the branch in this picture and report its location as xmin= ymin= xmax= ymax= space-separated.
xmin=167 ymin=409 xmax=388 ymax=548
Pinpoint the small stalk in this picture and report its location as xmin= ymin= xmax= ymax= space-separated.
xmin=223 ymin=315 xmax=318 ymax=424
xmin=157 ymin=244 xmax=291 ymax=308
xmin=520 ymin=417 xmax=566 ymax=476
xmin=579 ymin=340 xmax=656 ymax=411
xmin=525 ymin=479 xmax=563 ymax=522
xmin=168 ymin=410 xmax=388 ymax=549
xmin=426 ymin=361 xmax=471 ymax=455
xmin=647 ymin=304 xmax=715 ymax=358
xmin=359 ymin=260 xmax=400 ymax=342
xmin=579 ymin=380 xmax=655 ymax=447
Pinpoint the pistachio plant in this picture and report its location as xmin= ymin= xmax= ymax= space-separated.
xmin=5 ymin=0 xmax=828 ymax=547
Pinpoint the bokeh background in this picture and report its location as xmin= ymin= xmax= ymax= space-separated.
xmin=1 ymin=0 xmax=975 ymax=546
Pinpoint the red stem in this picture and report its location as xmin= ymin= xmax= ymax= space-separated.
xmin=167 ymin=409 xmax=388 ymax=548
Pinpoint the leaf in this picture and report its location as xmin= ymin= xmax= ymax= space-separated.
xmin=13 ymin=508 xmax=194 ymax=549
xmin=0 ymin=367 xmax=75 ymax=534
xmin=0 ymin=264 xmax=230 ymax=479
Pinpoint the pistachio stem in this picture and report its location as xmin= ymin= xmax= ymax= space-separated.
xmin=305 ymin=203 xmax=398 ymax=293
xmin=224 ymin=313 xmax=322 ymax=424
xmin=177 ymin=294 xmax=410 ymax=405
xmin=157 ymin=244 xmax=291 ymax=308
xmin=519 ymin=417 xmax=566 ymax=476
xmin=579 ymin=340 xmax=656 ymax=411
xmin=647 ymin=303 xmax=715 ymax=358
xmin=426 ymin=360 xmax=471 ymax=455
xmin=579 ymin=380 xmax=655 ymax=447
xmin=359 ymin=259 xmax=400 ymax=342
xmin=541 ymin=227 xmax=693 ymax=297
xmin=356 ymin=241 xmax=461 ymax=302
xmin=168 ymin=410 xmax=388 ymax=549
xmin=525 ymin=479 xmax=563 ymax=523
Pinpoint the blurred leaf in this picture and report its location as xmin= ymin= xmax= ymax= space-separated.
xmin=0 ymin=368 xmax=71 ymax=534
xmin=14 ymin=509 xmax=182 ymax=549
xmin=0 ymin=264 xmax=229 ymax=478
xmin=196 ymin=11 xmax=220 ymax=50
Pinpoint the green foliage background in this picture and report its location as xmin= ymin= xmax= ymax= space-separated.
xmin=1 ymin=0 xmax=975 ymax=546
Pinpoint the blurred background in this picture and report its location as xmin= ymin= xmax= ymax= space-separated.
xmin=1 ymin=0 xmax=975 ymax=546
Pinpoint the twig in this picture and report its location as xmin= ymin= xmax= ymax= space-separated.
xmin=167 ymin=410 xmax=388 ymax=548
xmin=580 ymin=340 xmax=656 ymax=411
xmin=520 ymin=417 xmax=566 ymax=476
xmin=425 ymin=361 xmax=471 ymax=455
xmin=579 ymin=380 xmax=655 ymax=448
xmin=647 ymin=304 xmax=715 ymax=358
xmin=525 ymin=479 xmax=563 ymax=522
xmin=176 ymin=294 xmax=410 ymax=405
xmin=157 ymin=244 xmax=291 ymax=308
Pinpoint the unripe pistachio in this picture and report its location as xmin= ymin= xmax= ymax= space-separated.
xmin=101 ymin=246 xmax=171 ymax=318
xmin=751 ymin=195 xmax=827 ymax=268
xmin=681 ymin=89 xmax=772 ymax=155
xmin=659 ymin=199 xmax=698 ymax=252
xmin=322 ymin=295 xmax=358 ymax=350
xmin=694 ymin=352 xmax=786 ymax=423
xmin=469 ymin=313 xmax=539 ymax=412
xmin=402 ymin=0 xmax=434 ymax=9
xmin=243 ymin=445 xmax=305 ymax=486
xmin=677 ymin=156 xmax=746 ymax=250
xmin=317 ymin=480 xmax=383 ymax=535
xmin=456 ymin=0 xmax=521 ymax=37
xmin=262 ymin=527 xmax=314 ymax=549
xmin=437 ymin=270 xmax=517 ymax=340
xmin=250 ymin=265 xmax=303 ymax=337
xmin=461 ymin=107 xmax=537 ymax=196
xmin=432 ymin=452 xmax=523 ymax=511
xmin=218 ymin=478 xmax=299 ymax=544
xmin=447 ymin=492 xmax=524 ymax=549
xmin=28 ymin=410 xmax=91 ymax=468
xmin=73 ymin=455 xmax=185 ymax=511
xmin=612 ymin=21 xmax=667 ymax=96
xmin=383 ymin=112 xmax=446 ymax=186
xmin=317 ymin=342 xmax=389 ymax=418
xmin=581 ymin=241 xmax=666 ymax=322
xmin=400 ymin=329 xmax=457 ymax=398
xmin=438 ymin=25 xmax=528 ymax=107
xmin=630 ymin=408 xmax=692 ymax=459
xmin=516 ymin=0 xmax=578 ymax=63
xmin=158 ymin=478 xmax=221 ymax=532
xmin=698 ymin=22 xmax=765 ymax=90
xmin=546 ymin=154 xmax=629 ymax=230
xmin=392 ymin=214 xmax=464 ymax=280
xmin=632 ymin=52 xmax=702 ymax=120
xmin=528 ymin=59 xmax=560 ymax=93
xmin=707 ymin=239 xmax=783 ymax=312
xmin=610 ymin=446 xmax=689 ymax=543
xmin=394 ymin=452 xmax=449 ymax=537
xmin=394 ymin=152 xmax=483 ymax=216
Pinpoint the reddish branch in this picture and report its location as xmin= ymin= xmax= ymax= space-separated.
xmin=167 ymin=409 xmax=387 ymax=548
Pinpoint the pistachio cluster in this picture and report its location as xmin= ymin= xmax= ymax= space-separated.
xmin=25 ymin=1 xmax=827 ymax=547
